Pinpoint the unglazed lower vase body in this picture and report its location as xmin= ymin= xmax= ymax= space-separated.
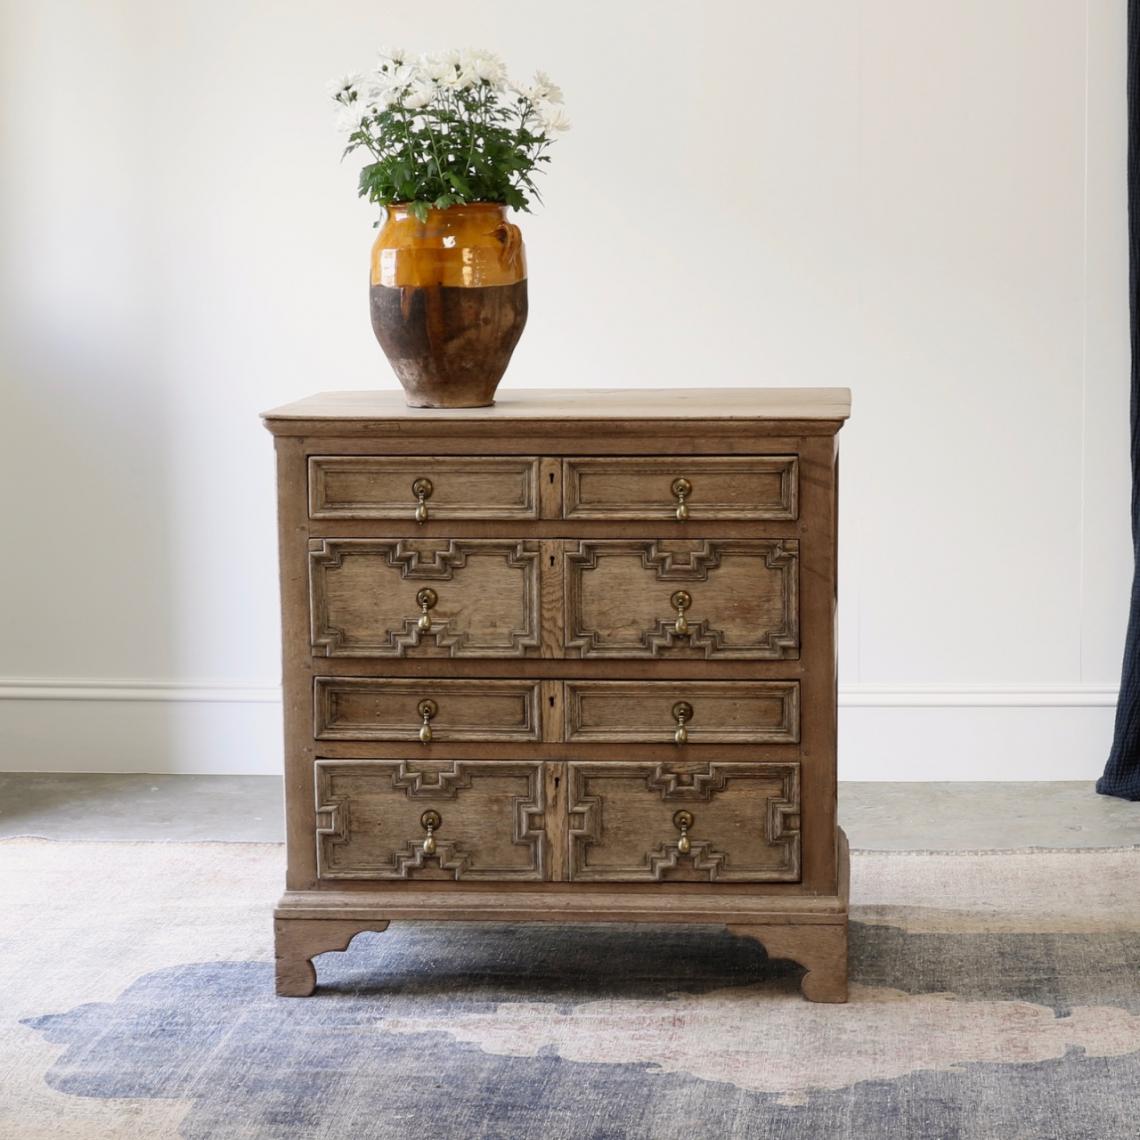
xmin=369 ymin=203 xmax=528 ymax=408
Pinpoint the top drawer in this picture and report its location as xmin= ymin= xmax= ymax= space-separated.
xmin=562 ymin=457 xmax=798 ymax=521
xmin=309 ymin=456 xmax=540 ymax=521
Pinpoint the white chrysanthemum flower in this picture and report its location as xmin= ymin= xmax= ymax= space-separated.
xmin=532 ymin=70 xmax=564 ymax=104
xmin=402 ymin=79 xmax=436 ymax=110
xmin=359 ymin=83 xmax=394 ymax=115
xmin=461 ymin=48 xmax=506 ymax=89
xmin=335 ymin=102 xmax=370 ymax=134
xmin=539 ymin=105 xmax=571 ymax=133
xmin=377 ymin=45 xmax=407 ymax=67
xmin=368 ymin=62 xmax=414 ymax=104
xmin=326 ymin=72 xmax=364 ymax=102
xmin=419 ymin=53 xmax=457 ymax=84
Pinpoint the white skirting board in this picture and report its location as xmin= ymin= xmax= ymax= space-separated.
xmin=0 ymin=679 xmax=1119 ymax=779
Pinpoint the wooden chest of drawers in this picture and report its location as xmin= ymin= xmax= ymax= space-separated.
xmin=262 ymin=388 xmax=851 ymax=1002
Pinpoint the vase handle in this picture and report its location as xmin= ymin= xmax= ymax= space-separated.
xmin=495 ymin=221 xmax=524 ymax=275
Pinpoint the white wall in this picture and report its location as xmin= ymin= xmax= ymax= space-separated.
xmin=0 ymin=0 xmax=1130 ymax=779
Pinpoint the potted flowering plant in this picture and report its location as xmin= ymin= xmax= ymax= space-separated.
xmin=330 ymin=48 xmax=569 ymax=407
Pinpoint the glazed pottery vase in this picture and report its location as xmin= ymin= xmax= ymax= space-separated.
xmin=369 ymin=202 xmax=528 ymax=408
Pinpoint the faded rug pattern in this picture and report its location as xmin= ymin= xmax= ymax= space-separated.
xmin=2 ymin=839 xmax=1139 ymax=1139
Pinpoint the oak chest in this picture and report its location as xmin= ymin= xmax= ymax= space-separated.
xmin=262 ymin=388 xmax=851 ymax=1001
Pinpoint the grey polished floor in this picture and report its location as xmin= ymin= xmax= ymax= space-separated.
xmin=0 ymin=773 xmax=1138 ymax=849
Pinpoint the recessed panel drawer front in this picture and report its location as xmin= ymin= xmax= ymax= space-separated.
xmin=308 ymin=456 xmax=540 ymax=521
xmin=567 ymin=761 xmax=800 ymax=883
xmin=563 ymin=456 xmax=798 ymax=521
xmin=565 ymin=681 xmax=800 ymax=745
xmin=315 ymin=759 xmax=548 ymax=881
xmin=314 ymin=678 xmax=542 ymax=742
xmin=564 ymin=540 xmax=799 ymax=659
xmin=309 ymin=538 xmax=542 ymax=658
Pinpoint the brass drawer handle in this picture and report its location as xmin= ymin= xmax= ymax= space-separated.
xmin=416 ymin=587 xmax=438 ymax=632
xmin=672 ymin=701 xmax=693 ymax=745
xmin=420 ymin=809 xmax=441 ymax=855
xmin=670 ymin=590 xmax=692 ymax=636
xmin=412 ymin=477 xmax=433 ymax=524
xmin=671 ymin=477 xmax=691 ymax=521
xmin=673 ymin=809 xmax=693 ymax=855
xmin=417 ymin=698 xmax=437 ymax=744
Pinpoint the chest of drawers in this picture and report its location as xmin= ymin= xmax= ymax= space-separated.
xmin=262 ymin=388 xmax=851 ymax=1002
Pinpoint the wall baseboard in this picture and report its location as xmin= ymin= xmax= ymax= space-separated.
xmin=0 ymin=678 xmax=1119 ymax=779
xmin=0 ymin=678 xmax=281 ymax=703
xmin=0 ymin=677 xmax=1119 ymax=707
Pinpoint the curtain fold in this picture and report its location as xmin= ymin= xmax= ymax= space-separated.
xmin=1098 ymin=0 xmax=1140 ymax=799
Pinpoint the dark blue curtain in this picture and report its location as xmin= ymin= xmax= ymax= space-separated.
xmin=1098 ymin=0 xmax=1140 ymax=799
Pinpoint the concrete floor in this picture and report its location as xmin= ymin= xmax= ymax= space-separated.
xmin=1 ymin=773 xmax=1138 ymax=849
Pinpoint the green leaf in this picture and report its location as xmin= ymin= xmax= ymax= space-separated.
xmin=444 ymin=171 xmax=473 ymax=196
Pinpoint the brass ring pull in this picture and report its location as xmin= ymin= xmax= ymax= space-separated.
xmin=420 ymin=809 xmax=441 ymax=856
xmin=670 ymin=590 xmax=692 ymax=636
xmin=672 ymin=701 xmax=693 ymax=745
xmin=412 ymin=477 xmax=433 ymax=525
xmin=671 ymin=477 xmax=692 ymax=521
xmin=416 ymin=587 xmax=437 ymax=632
xmin=417 ymin=698 xmax=437 ymax=744
xmin=673 ymin=809 xmax=694 ymax=855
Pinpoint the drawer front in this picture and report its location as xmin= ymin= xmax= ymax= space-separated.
xmin=565 ymin=681 xmax=800 ymax=745
xmin=309 ymin=456 xmax=540 ymax=521
xmin=564 ymin=539 xmax=799 ymax=659
xmin=567 ymin=761 xmax=800 ymax=882
xmin=563 ymin=456 xmax=798 ymax=521
xmin=315 ymin=759 xmax=548 ymax=881
xmin=314 ymin=677 xmax=542 ymax=742
xmin=309 ymin=538 xmax=542 ymax=657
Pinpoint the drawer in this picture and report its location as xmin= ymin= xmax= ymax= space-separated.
xmin=564 ymin=681 xmax=799 ymax=745
xmin=309 ymin=538 xmax=542 ymax=657
xmin=564 ymin=539 xmax=799 ymax=659
xmin=314 ymin=677 xmax=542 ymax=742
xmin=308 ymin=456 xmax=540 ymax=521
xmin=315 ymin=759 xmax=548 ymax=881
xmin=563 ymin=456 xmax=797 ymax=521
xmin=567 ymin=761 xmax=800 ymax=882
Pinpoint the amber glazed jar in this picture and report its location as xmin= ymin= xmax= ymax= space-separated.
xmin=369 ymin=202 xmax=528 ymax=408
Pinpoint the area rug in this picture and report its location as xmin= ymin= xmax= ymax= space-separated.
xmin=1 ymin=838 xmax=1139 ymax=1139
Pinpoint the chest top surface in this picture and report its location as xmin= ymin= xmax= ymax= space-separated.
xmin=261 ymin=387 xmax=851 ymax=437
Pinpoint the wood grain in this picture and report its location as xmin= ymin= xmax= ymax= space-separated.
xmin=309 ymin=538 xmax=542 ymax=658
xmin=727 ymin=921 xmax=848 ymax=1003
xmin=564 ymin=680 xmax=800 ymax=744
xmin=314 ymin=677 xmax=542 ymax=742
xmin=563 ymin=456 xmax=798 ymax=521
xmin=263 ymin=387 xmax=852 ymax=428
xmin=309 ymin=455 xmax=540 ymax=520
xmin=563 ymin=539 xmax=799 ymax=659
xmin=314 ymin=758 xmax=547 ymax=881
xmin=566 ymin=761 xmax=800 ymax=883
xmin=266 ymin=388 xmax=849 ymax=1002
xmin=275 ymin=918 xmax=391 ymax=997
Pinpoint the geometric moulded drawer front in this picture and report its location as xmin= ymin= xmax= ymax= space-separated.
xmin=309 ymin=538 xmax=542 ymax=658
xmin=563 ymin=456 xmax=798 ymax=521
xmin=308 ymin=456 xmax=540 ymax=521
xmin=314 ymin=678 xmax=542 ymax=742
xmin=315 ymin=759 xmax=547 ymax=881
xmin=564 ymin=539 xmax=799 ymax=659
xmin=567 ymin=761 xmax=800 ymax=883
xmin=564 ymin=681 xmax=800 ymax=744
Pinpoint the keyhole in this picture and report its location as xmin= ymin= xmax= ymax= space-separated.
xmin=548 ymin=471 xmax=555 ymax=483
xmin=549 ymin=555 xmax=555 ymax=566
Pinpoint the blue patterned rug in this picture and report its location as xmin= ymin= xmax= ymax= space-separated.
xmin=2 ymin=839 xmax=1139 ymax=1139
